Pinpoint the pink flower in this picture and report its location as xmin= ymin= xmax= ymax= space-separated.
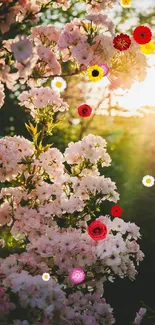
xmin=0 ymin=136 xmax=34 ymax=181
xmin=69 ymin=268 xmax=85 ymax=284
xmin=86 ymin=0 xmax=118 ymax=13
xmin=0 ymin=82 xmax=5 ymax=108
xmin=86 ymin=14 xmax=114 ymax=34
xmin=52 ymin=0 xmax=71 ymax=10
xmin=58 ymin=20 xmax=82 ymax=49
xmin=31 ymin=26 xmax=61 ymax=46
xmin=19 ymin=87 xmax=68 ymax=120
xmin=71 ymin=43 xmax=94 ymax=65
xmin=0 ymin=202 xmax=12 ymax=226
xmin=134 ymin=308 xmax=147 ymax=325
xmin=0 ymin=60 xmax=19 ymax=90
xmin=37 ymin=45 xmax=61 ymax=74
xmin=11 ymin=36 xmax=33 ymax=62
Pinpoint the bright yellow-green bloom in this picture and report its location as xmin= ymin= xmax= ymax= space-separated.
xmin=140 ymin=40 xmax=155 ymax=55
xmin=87 ymin=65 xmax=104 ymax=82
xmin=120 ymin=0 xmax=131 ymax=7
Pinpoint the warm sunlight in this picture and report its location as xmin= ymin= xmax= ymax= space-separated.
xmin=114 ymin=62 xmax=155 ymax=114
xmin=82 ymin=54 xmax=155 ymax=117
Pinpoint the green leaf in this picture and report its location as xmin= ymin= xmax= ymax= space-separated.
xmin=44 ymin=143 xmax=53 ymax=151
xmin=38 ymin=141 xmax=43 ymax=151
xmin=25 ymin=122 xmax=38 ymax=137
xmin=34 ymin=130 xmax=42 ymax=142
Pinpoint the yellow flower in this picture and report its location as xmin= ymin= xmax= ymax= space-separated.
xmin=120 ymin=0 xmax=131 ymax=7
xmin=140 ymin=40 xmax=155 ymax=55
xmin=87 ymin=65 xmax=104 ymax=82
xmin=82 ymin=22 xmax=97 ymax=32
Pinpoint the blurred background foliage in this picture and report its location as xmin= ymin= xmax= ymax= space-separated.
xmin=1 ymin=1 xmax=155 ymax=324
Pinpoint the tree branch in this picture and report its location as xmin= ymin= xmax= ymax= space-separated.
xmin=27 ymin=70 xmax=81 ymax=79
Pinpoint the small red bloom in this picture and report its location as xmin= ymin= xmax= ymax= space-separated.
xmin=87 ymin=220 xmax=107 ymax=241
xmin=113 ymin=33 xmax=131 ymax=51
xmin=110 ymin=205 xmax=123 ymax=217
xmin=78 ymin=104 xmax=92 ymax=118
xmin=133 ymin=26 xmax=152 ymax=44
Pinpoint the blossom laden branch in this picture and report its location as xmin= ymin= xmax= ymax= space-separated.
xmin=0 ymin=10 xmax=149 ymax=108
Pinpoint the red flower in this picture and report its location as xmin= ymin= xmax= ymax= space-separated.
xmin=113 ymin=33 xmax=131 ymax=51
xmin=87 ymin=220 xmax=107 ymax=241
xmin=110 ymin=205 xmax=123 ymax=217
xmin=133 ymin=26 xmax=152 ymax=44
xmin=78 ymin=104 xmax=92 ymax=118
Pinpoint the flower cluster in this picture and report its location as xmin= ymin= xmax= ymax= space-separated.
xmin=0 ymin=254 xmax=115 ymax=324
xmin=85 ymin=0 xmax=118 ymax=13
xmin=46 ymin=0 xmax=71 ymax=11
xmin=25 ymin=215 xmax=144 ymax=283
xmin=0 ymin=8 xmax=150 ymax=109
xmin=19 ymin=87 xmax=69 ymax=121
xmin=0 ymin=0 xmax=119 ymax=32
xmin=0 ymin=267 xmax=115 ymax=325
xmin=0 ymin=134 xmax=119 ymax=236
xmin=64 ymin=133 xmax=111 ymax=168
xmin=0 ymin=136 xmax=35 ymax=182
xmin=0 ymin=0 xmax=50 ymax=34
xmin=0 ymin=57 xmax=18 ymax=92
xmin=58 ymin=17 xmax=115 ymax=68
xmin=0 ymin=287 xmax=15 ymax=320
xmin=0 ymin=130 xmax=144 ymax=324
xmin=3 ymin=271 xmax=65 ymax=314
xmin=53 ymin=0 xmax=119 ymax=12
xmin=65 ymin=291 xmax=115 ymax=324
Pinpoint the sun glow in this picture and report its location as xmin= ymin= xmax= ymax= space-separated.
xmin=115 ymin=66 xmax=155 ymax=113
xmin=80 ymin=55 xmax=155 ymax=117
